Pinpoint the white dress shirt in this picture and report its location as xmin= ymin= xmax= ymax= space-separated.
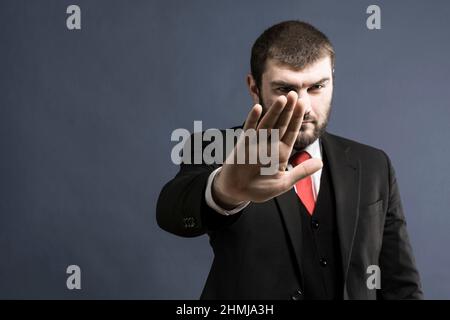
xmin=205 ymin=138 xmax=323 ymax=216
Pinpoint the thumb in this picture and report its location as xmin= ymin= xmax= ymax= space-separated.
xmin=286 ymin=158 xmax=323 ymax=187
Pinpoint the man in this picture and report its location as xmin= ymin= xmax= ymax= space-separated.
xmin=156 ymin=21 xmax=423 ymax=300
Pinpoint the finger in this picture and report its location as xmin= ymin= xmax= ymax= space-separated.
xmin=243 ymin=104 xmax=263 ymax=131
xmin=280 ymin=97 xmax=307 ymax=146
xmin=274 ymin=91 xmax=297 ymax=138
xmin=256 ymin=95 xmax=287 ymax=131
xmin=286 ymin=158 xmax=323 ymax=187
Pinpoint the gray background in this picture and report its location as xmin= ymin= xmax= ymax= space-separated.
xmin=0 ymin=0 xmax=449 ymax=299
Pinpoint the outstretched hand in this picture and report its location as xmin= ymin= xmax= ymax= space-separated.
xmin=212 ymin=91 xmax=323 ymax=209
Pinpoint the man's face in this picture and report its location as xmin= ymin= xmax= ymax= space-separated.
xmin=249 ymin=56 xmax=334 ymax=150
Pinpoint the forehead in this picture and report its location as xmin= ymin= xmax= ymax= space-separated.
xmin=262 ymin=56 xmax=333 ymax=86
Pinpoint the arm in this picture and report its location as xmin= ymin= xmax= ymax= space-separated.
xmin=378 ymin=153 xmax=424 ymax=299
xmin=156 ymin=141 xmax=243 ymax=238
xmin=157 ymin=91 xmax=322 ymax=237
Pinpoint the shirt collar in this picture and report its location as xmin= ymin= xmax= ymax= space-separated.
xmin=287 ymin=138 xmax=323 ymax=170
xmin=303 ymin=138 xmax=322 ymax=160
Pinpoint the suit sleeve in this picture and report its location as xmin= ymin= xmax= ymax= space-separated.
xmin=156 ymin=133 xmax=243 ymax=237
xmin=378 ymin=152 xmax=424 ymax=299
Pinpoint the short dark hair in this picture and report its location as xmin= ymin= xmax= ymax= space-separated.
xmin=250 ymin=20 xmax=335 ymax=89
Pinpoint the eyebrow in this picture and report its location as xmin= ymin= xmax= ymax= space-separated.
xmin=270 ymin=77 xmax=330 ymax=89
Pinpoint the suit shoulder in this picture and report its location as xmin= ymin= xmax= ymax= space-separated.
xmin=324 ymin=132 xmax=390 ymax=162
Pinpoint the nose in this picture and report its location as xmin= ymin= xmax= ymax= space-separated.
xmin=298 ymin=91 xmax=312 ymax=114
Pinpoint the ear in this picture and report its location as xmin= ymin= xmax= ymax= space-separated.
xmin=246 ymin=74 xmax=260 ymax=104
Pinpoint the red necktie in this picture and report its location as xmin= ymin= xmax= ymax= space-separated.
xmin=290 ymin=151 xmax=316 ymax=215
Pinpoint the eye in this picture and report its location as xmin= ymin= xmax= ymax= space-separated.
xmin=308 ymin=84 xmax=325 ymax=91
xmin=277 ymin=87 xmax=294 ymax=93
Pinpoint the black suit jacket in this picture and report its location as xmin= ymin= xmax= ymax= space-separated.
xmin=156 ymin=130 xmax=423 ymax=300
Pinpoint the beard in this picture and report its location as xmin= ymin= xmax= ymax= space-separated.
xmin=294 ymin=109 xmax=330 ymax=150
xmin=258 ymin=93 xmax=332 ymax=150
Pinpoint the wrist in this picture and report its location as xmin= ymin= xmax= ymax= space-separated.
xmin=212 ymin=170 xmax=246 ymax=210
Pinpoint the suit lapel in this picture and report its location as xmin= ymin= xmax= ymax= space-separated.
xmin=274 ymin=188 xmax=305 ymax=288
xmin=321 ymin=132 xmax=361 ymax=294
